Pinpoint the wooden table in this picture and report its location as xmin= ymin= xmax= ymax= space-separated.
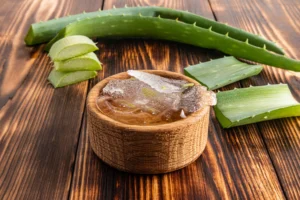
xmin=0 ymin=0 xmax=299 ymax=199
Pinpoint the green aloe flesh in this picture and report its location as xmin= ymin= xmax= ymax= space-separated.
xmin=25 ymin=7 xmax=283 ymax=55
xmin=214 ymin=84 xmax=300 ymax=128
xmin=44 ymin=15 xmax=300 ymax=72
xmin=48 ymin=69 xmax=97 ymax=88
xmin=49 ymin=35 xmax=98 ymax=61
xmin=54 ymin=52 xmax=102 ymax=72
xmin=184 ymin=56 xmax=263 ymax=90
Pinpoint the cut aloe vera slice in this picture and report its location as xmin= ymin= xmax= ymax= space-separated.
xmin=214 ymin=84 xmax=300 ymax=128
xmin=48 ymin=69 xmax=97 ymax=88
xmin=184 ymin=56 xmax=263 ymax=90
xmin=54 ymin=52 xmax=102 ymax=72
xmin=49 ymin=35 xmax=98 ymax=61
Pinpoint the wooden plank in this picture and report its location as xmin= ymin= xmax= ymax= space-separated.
xmin=0 ymin=0 xmax=103 ymax=199
xmin=70 ymin=1 xmax=285 ymax=199
xmin=209 ymin=0 xmax=300 ymax=198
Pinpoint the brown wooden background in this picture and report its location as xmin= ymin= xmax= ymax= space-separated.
xmin=0 ymin=0 xmax=299 ymax=199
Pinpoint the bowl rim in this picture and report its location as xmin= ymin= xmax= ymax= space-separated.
xmin=87 ymin=70 xmax=210 ymax=132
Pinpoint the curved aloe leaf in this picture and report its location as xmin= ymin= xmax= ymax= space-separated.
xmin=24 ymin=7 xmax=283 ymax=55
xmin=184 ymin=56 xmax=263 ymax=90
xmin=214 ymin=84 xmax=300 ymax=128
xmin=54 ymin=52 xmax=102 ymax=72
xmin=44 ymin=15 xmax=300 ymax=71
xmin=49 ymin=35 xmax=98 ymax=61
xmin=48 ymin=69 xmax=97 ymax=88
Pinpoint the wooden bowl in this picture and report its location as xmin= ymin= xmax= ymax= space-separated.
xmin=87 ymin=70 xmax=210 ymax=174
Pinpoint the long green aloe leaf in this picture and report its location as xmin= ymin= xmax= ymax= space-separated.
xmin=54 ymin=52 xmax=102 ymax=72
xmin=184 ymin=57 xmax=263 ymax=90
xmin=48 ymin=69 xmax=97 ymax=88
xmin=24 ymin=7 xmax=283 ymax=55
xmin=214 ymin=84 xmax=300 ymax=128
xmin=49 ymin=35 xmax=98 ymax=61
xmin=44 ymin=15 xmax=300 ymax=71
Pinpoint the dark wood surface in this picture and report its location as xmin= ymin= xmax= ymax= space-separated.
xmin=0 ymin=0 xmax=299 ymax=199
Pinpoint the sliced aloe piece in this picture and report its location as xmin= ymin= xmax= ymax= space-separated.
xmin=214 ymin=84 xmax=300 ymax=128
xmin=49 ymin=35 xmax=98 ymax=61
xmin=184 ymin=56 xmax=263 ymax=90
xmin=48 ymin=69 xmax=97 ymax=88
xmin=54 ymin=52 xmax=102 ymax=72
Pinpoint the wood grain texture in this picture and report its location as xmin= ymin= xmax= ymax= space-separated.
xmin=0 ymin=0 xmax=103 ymax=199
xmin=70 ymin=0 xmax=286 ymax=199
xmin=209 ymin=0 xmax=300 ymax=198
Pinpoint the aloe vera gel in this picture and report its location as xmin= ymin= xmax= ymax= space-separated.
xmin=96 ymin=70 xmax=216 ymax=125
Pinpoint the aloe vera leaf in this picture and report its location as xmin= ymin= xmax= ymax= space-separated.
xmin=24 ymin=7 xmax=283 ymax=55
xmin=214 ymin=84 xmax=300 ymax=128
xmin=49 ymin=35 xmax=98 ymax=61
xmin=54 ymin=52 xmax=102 ymax=72
xmin=48 ymin=69 xmax=97 ymax=88
xmin=184 ymin=57 xmax=263 ymax=90
xmin=45 ymin=15 xmax=300 ymax=72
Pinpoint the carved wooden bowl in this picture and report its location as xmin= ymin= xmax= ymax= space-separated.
xmin=87 ymin=70 xmax=210 ymax=174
